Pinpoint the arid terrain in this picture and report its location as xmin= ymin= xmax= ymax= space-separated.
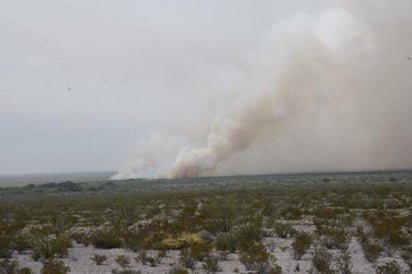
xmin=1 ymin=172 xmax=411 ymax=273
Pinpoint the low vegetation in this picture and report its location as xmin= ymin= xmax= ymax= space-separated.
xmin=0 ymin=171 xmax=411 ymax=273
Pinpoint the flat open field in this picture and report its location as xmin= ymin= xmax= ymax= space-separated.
xmin=1 ymin=171 xmax=411 ymax=273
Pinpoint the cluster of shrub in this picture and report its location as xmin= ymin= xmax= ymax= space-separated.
xmin=1 ymin=177 xmax=411 ymax=273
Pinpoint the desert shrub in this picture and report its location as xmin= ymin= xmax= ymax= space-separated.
xmin=160 ymin=232 xmax=203 ymax=250
xmin=90 ymin=254 xmax=108 ymax=265
xmin=361 ymin=240 xmax=382 ymax=262
xmin=312 ymin=246 xmax=333 ymax=274
xmin=364 ymin=212 xmax=410 ymax=248
xmin=112 ymin=204 xmax=141 ymax=231
xmin=0 ymin=259 xmax=33 ymax=274
xmin=70 ymin=231 xmax=90 ymax=246
xmin=181 ymin=200 xmax=197 ymax=217
xmin=190 ymin=242 xmax=212 ymax=261
xmin=273 ymin=222 xmax=296 ymax=238
xmin=0 ymin=223 xmax=22 ymax=258
xmin=262 ymin=201 xmax=277 ymax=217
xmin=40 ymin=259 xmax=70 ymax=274
xmin=112 ymin=270 xmax=141 ymax=274
xmin=122 ymin=229 xmax=143 ymax=251
xmin=122 ymin=219 xmax=171 ymax=250
xmin=0 ymin=259 xmax=19 ymax=274
xmin=317 ymin=226 xmax=348 ymax=250
xmin=115 ymin=255 xmax=130 ymax=268
xmin=401 ymin=247 xmax=412 ymax=268
xmin=214 ymin=232 xmax=237 ymax=253
xmin=268 ymin=264 xmax=282 ymax=274
xmin=357 ymin=228 xmax=382 ymax=262
xmin=19 ymin=268 xmax=33 ymax=274
xmin=179 ymin=248 xmax=195 ymax=269
xmin=14 ymin=233 xmax=31 ymax=254
xmin=168 ymin=265 xmax=189 ymax=274
xmin=335 ymin=251 xmax=352 ymax=274
xmin=314 ymin=207 xmax=345 ymax=220
xmin=47 ymin=214 xmax=77 ymax=236
xmin=202 ymin=256 xmax=220 ymax=274
xmin=26 ymin=227 xmax=71 ymax=261
xmin=235 ymin=221 xmax=263 ymax=247
xmin=31 ymin=236 xmax=70 ymax=261
xmin=0 ymin=236 xmax=13 ymax=258
xmin=202 ymin=203 xmax=238 ymax=233
xmin=122 ymin=228 xmax=147 ymax=252
xmin=375 ymin=261 xmax=401 ymax=274
xmin=239 ymin=242 xmax=272 ymax=272
xmin=135 ymin=249 xmax=160 ymax=266
xmin=91 ymin=228 xmax=122 ymax=249
xmin=292 ymin=231 xmax=312 ymax=259
xmin=280 ymin=206 xmax=302 ymax=220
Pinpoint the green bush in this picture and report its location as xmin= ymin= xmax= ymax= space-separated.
xmin=112 ymin=270 xmax=141 ymax=274
xmin=273 ymin=222 xmax=296 ymax=238
xmin=91 ymin=228 xmax=122 ymax=249
xmin=122 ymin=229 xmax=144 ymax=252
xmin=40 ymin=259 xmax=70 ymax=274
xmin=202 ymin=203 xmax=238 ymax=233
xmin=122 ymin=221 xmax=168 ymax=250
xmin=312 ymin=246 xmax=333 ymax=274
xmin=280 ymin=207 xmax=302 ymax=220
xmin=375 ymin=261 xmax=401 ymax=274
xmin=168 ymin=265 xmax=189 ymax=274
xmin=401 ymin=247 xmax=412 ymax=268
xmin=0 ymin=259 xmax=33 ymax=274
xmin=190 ymin=242 xmax=212 ymax=261
xmin=0 ymin=259 xmax=19 ymax=274
xmin=70 ymin=231 xmax=90 ymax=247
xmin=27 ymin=227 xmax=71 ymax=261
xmin=335 ymin=251 xmax=352 ymax=274
xmin=215 ymin=232 xmax=237 ymax=253
xmin=0 ymin=224 xmax=18 ymax=258
xmin=365 ymin=213 xmax=410 ymax=248
xmin=292 ymin=232 xmax=312 ymax=259
xmin=361 ymin=241 xmax=382 ymax=262
xmin=268 ymin=264 xmax=282 ymax=274
xmin=0 ymin=235 xmax=13 ymax=258
xmin=235 ymin=222 xmax=263 ymax=247
xmin=14 ymin=233 xmax=31 ymax=254
xmin=179 ymin=248 xmax=195 ymax=269
xmin=203 ymin=256 xmax=220 ymax=274
xmin=239 ymin=243 xmax=272 ymax=272
xmin=318 ymin=226 xmax=348 ymax=250
xmin=357 ymin=228 xmax=382 ymax=262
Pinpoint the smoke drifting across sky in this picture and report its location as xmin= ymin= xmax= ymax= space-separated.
xmin=113 ymin=1 xmax=412 ymax=179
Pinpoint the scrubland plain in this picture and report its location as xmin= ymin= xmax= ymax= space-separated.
xmin=0 ymin=172 xmax=411 ymax=273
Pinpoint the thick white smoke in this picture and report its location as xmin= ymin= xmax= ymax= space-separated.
xmin=112 ymin=2 xmax=412 ymax=179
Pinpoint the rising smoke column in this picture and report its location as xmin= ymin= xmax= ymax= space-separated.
xmin=113 ymin=2 xmax=412 ymax=180
xmin=167 ymin=8 xmax=370 ymax=178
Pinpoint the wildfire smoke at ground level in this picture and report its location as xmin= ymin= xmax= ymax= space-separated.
xmin=112 ymin=2 xmax=412 ymax=180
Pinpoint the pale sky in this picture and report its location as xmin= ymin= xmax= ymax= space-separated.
xmin=1 ymin=1 xmax=411 ymax=176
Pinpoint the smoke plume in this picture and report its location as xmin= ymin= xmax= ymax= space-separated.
xmin=112 ymin=2 xmax=412 ymax=179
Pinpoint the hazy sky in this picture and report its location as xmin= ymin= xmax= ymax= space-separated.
xmin=1 ymin=1 xmax=411 ymax=176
